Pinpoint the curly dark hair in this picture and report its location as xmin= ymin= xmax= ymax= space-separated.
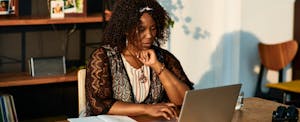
xmin=103 ymin=0 xmax=171 ymax=52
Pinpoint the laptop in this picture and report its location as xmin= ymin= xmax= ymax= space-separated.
xmin=177 ymin=84 xmax=242 ymax=122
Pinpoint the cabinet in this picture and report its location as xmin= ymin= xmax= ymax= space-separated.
xmin=0 ymin=0 xmax=108 ymax=120
xmin=0 ymin=0 xmax=107 ymax=72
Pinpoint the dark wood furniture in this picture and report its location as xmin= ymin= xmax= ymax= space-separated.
xmin=59 ymin=97 xmax=299 ymax=122
xmin=134 ymin=97 xmax=300 ymax=122
xmin=0 ymin=14 xmax=104 ymax=26
xmin=0 ymin=1 xmax=108 ymax=121
xmin=0 ymin=71 xmax=77 ymax=87
xmin=0 ymin=71 xmax=78 ymax=121
xmin=0 ymin=14 xmax=105 ymax=71
xmin=231 ymin=97 xmax=299 ymax=122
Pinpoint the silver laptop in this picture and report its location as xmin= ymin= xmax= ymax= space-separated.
xmin=178 ymin=84 xmax=242 ymax=122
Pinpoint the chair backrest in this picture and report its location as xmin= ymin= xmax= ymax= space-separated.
xmin=77 ymin=69 xmax=86 ymax=117
xmin=255 ymin=40 xmax=298 ymax=99
xmin=258 ymin=40 xmax=298 ymax=70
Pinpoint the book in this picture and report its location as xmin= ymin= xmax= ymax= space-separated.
xmin=0 ymin=96 xmax=5 ymax=122
xmin=0 ymin=96 xmax=7 ymax=122
xmin=0 ymin=94 xmax=18 ymax=122
xmin=3 ymin=95 xmax=13 ymax=122
xmin=8 ymin=95 xmax=17 ymax=122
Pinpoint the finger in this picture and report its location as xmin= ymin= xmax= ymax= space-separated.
xmin=161 ymin=107 xmax=176 ymax=119
xmin=140 ymin=51 xmax=148 ymax=59
xmin=160 ymin=111 xmax=171 ymax=120
xmin=164 ymin=103 xmax=178 ymax=117
xmin=144 ymin=52 xmax=150 ymax=61
xmin=165 ymin=103 xmax=176 ymax=108
xmin=136 ymin=52 xmax=145 ymax=62
xmin=170 ymin=106 xmax=178 ymax=117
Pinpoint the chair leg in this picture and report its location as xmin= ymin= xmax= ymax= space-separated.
xmin=255 ymin=64 xmax=265 ymax=98
xmin=279 ymin=69 xmax=284 ymax=83
xmin=283 ymin=92 xmax=287 ymax=104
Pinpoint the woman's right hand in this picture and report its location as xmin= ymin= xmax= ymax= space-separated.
xmin=144 ymin=103 xmax=178 ymax=120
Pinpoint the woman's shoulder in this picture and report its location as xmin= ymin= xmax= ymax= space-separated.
xmin=153 ymin=46 xmax=175 ymax=57
xmin=95 ymin=44 xmax=119 ymax=56
xmin=152 ymin=46 xmax=170 ymax=54
xmin=152 ymin=46 xmax=179 ymax=63
xmin=92 ymin=44 xmax=118 ymax=53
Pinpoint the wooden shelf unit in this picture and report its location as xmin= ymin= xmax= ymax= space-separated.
xmin=0 ymin=71 xmax=77 ymax=87
xmin=0 ymin=1 xmax=107 ymax=120
xmin=0 ymin=14 xmax=105 ymax=26
xmin=0 ymin=13 xmax=106 ymax=71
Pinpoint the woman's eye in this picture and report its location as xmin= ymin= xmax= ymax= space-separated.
xmin=138 ymin=27 xmax=145 ymax=32
xmin=151 ymin=27 xmax=157 ymax=31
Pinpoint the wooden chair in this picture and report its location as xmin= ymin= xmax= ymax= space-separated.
xmin=77 ymin=69 xmax=87 ymax=117
xmin=255 ymin=40 xmax=298 ymax=104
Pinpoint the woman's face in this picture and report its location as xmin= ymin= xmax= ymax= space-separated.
xmin=130 ymin=13 xmax=157 ymax=50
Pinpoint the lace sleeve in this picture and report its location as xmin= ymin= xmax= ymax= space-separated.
xmin=85 ymin=48 xmax=116 ymax=116
xmin=163 ymin=51 xmax=194 ymax=89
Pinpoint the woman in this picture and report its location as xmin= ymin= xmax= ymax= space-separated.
xmin=85 ymin=0 xmax=194 ymax=120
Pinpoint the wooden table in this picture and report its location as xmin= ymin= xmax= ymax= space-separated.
xmin=266 ymin=81 xmax=300 ymax=103
xmin=0 ymin=71 xmax=77 ymax=87
xmin=231 ymin=97 xmax=297 ymax=122
xmin=131 ymin=97 xmax=299 ymax=122
xmin=266 ymin=81 xmax=300 ymax=94
xmin=60 ymin=97 xmax=300 ymax=122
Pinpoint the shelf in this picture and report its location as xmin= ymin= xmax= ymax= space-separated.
xmin=0 ymin=14 xmax=105 ymax=26
xmin=0 ymin=71 xmax=77 ymax=87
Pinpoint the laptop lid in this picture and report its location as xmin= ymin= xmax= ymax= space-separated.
xmin=178 ymin=84 xmax=242 ymax=122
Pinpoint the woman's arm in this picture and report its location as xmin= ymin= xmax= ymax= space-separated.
xmin=152 ymin=62 xmax=190 ymax=105
xmin=85 ymin=48 xmax=116 ymax=115
xmin=108 ymin=101 xmax=177 ymax=120
xmin=138 ymin=49 xmax=194 ymax=105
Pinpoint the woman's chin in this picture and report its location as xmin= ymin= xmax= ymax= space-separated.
xmin=142 ymin=45 xmax=152 ymax=49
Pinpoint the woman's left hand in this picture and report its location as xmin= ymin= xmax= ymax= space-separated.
xmin=137 ymin=49 xmax=158 ymax=67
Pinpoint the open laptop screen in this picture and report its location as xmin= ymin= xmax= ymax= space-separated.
xmin=178 ymin=84 xmax=242 ymax=122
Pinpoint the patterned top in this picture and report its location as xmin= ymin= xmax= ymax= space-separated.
xmin=85 ymin=44 xmax=194 ymax=116
xmin=121 ymin=54 xmax=151 ymax=103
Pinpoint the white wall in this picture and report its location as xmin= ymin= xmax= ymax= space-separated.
xmin=240 ymin=0 xmax=295 ymax=97
xmin=160 ymin=0 xmax=295 ymax=97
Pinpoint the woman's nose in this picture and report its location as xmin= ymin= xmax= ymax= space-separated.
xmin=145 ymin=30 xmax=153 ymax=38
xmin=145 ymin=33 xmax=153 ymax=38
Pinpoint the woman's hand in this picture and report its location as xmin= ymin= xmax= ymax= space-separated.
xmin=137 ymin=49 xmax=158 ymax=67
xmin=144 ymin=103 xmax=178 ymax=120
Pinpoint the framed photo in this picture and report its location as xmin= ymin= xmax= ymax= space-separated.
xmin=63 ymin=0 xmax=76 ymax=13
xmin=50 ymin=0 xmax=64 ymax=18
xmin=64 ymin=0 xmax=86 ymax=17
xmin=8 ymin=0 xmax=16 ymax=15
xmin=0 ymin=0 xmax=10 ymax=15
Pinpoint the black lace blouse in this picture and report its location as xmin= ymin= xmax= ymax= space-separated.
xmin=85 ymin=45 xmax=194 ymax=116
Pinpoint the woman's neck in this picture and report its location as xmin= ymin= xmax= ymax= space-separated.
xmin=122 ymin=46 xmax=143 ymax=69
xmin=124 ymin=44 xmax=139 ymax=56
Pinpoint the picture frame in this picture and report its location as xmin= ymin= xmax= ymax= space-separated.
xmin=50 ymin=0 xmax=64 ymax=18
xmin=64 ymin=0 xmax=86 ymax=17
xmin=0 ymin=0 xmax=17 ymax=16
xmin=8 ymin=0 xmax=17 ymax=15
xmin=63 ymin=0 xmax=76 ymax=13
xmin=0 ymin=0 xmax=10 ymax=15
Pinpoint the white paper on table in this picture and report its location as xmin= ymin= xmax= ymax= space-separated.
xmin=68 ymin=115 xmax=137 ymax=122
